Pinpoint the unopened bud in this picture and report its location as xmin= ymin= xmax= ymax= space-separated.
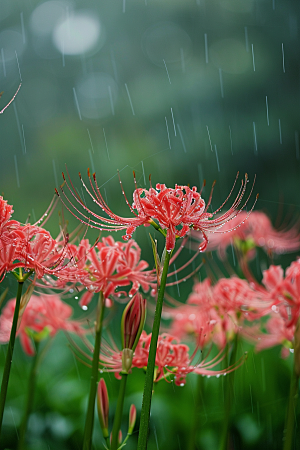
xmin=121 ymin=293 xmax=146 ymax=352
xmin=128 ymin=404 xmax=136 ymax=434
xmin=118 ymin=430 xmax=123 ymax=446
xmin=97 ymin=378 xmax=109 ymax=439
xmin=110 ymin=430 xmax=123 ymax=446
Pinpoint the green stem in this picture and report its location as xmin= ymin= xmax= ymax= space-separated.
xmin=218 ymin=335 xmax=239 ymax=450
xmin=18 ymin=342 xmax=40 ymax=450
xmin=187 ymin=375 xmax=205 ymax=450
xmin=83 ymin=291 xmax=106 ymax=450
xmin=0 ymin=281 xmax=24 ymax=436
xmin=111 ymin=373 xmax=128 ymax=450
xmin=283 ymin=368 xmax=299 ymax=450
xmin=137 ymin=250 xmax=171 ymax=450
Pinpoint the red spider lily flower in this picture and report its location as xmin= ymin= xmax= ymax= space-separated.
xmin=0 ymin=195 xmax=71 ymax=281
xmin=194 ymin=210 xmax=300 ymax=259
xmin=99 ymin=331 xmax=244 ymax=386
xmin=243 ymin=262 xmax=300 ymax=359
xmin=58 ymin=236 xmax=155 ymax=308
xmin=0 ymin=197 xmax=25 ymax=248
xmin=57 ymin=170 xmax=256 ymax=252
xmin=254 ymin=314 xmax=294 ymax=358
xmin=167 ymin=276 xmax=271 ymax=350
xmin=0 ymin=294 xmax=85 ymax=355
xmin=97 ymin=378 xmax=109 ymax=438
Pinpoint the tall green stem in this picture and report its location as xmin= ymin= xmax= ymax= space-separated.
xmin=218 ymin=335 xmax=239 ymax=450
xmin=18 ymin=342 xmax=40 ymax=450
xmin=83 ymin=291 xmax=106 ymax=450
xmin=283 ymin=367 xmax=299 ymax=450
xmin=187 ymin=375 xmax=205 ymax=450
xmin=111 ymin=373 xmax=128 ymax=450
xmin=137 ymin=250 xmax=171 ymax=450
xmin=0 ymin=281 xmax=24 ymax=436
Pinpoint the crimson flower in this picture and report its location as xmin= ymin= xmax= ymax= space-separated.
xmin=0 ymin=294 xmax=85 ymax=355
xmin=56 ymin=236 xmax=155 ymax=308
xmin=99 ymin=331 xmax=244 ymax=386
xmin=0 ymin=195 xmax=72 ymax=281
xmin=57 ymin=170 xmax=256 ymax=252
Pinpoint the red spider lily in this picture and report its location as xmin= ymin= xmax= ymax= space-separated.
xmin=167 ymin=276 xmax=271 ymax=349
xmin=194 ymin=210 xmax=300 ymax=259
xmin=0 ymin=195 xmax=72 ymax=281
xmin=59 ymin=236 xmax=155 ymax=308
xmin=254 ymin=314 xmax=294 ymax=358
xmin=241 ymin=261 xmax=300 ymax=356
xmin=0 ymin=294 xmax=85 ymax=355
xmin=98 ymin=331 xmax=244 ymax=386
xmin=0 ymin=196 xmax=25 ymax=248
xmin=56 ymin=169 xmax=256 ymax=252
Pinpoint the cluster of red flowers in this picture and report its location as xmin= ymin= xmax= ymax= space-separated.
xmin=1 ymin=174 xmax=300 ymax=383
xmin=0 ymin=195 xmax=68 ymax=280
xmin=0 ymin=294 xmax=85 ymax=355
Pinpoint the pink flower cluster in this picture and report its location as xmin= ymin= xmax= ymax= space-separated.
xmin=0 ymin=294 xmax=85 ymax=355
xmin=52 ymin=236 xmax=156 ymax=308
xmin=0 ymin=196 xmax=69 ymax=280
xmin=194 ymin=210 xmax=300 ymax=259
xmin=167 ymin=276 xmax=269 ymax=349
xmin=253 ymin=261 xmax=300 ymax=355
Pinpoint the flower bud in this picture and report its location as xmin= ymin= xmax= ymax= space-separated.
xmin=128 ymin=404 xmax=136 ymax=434
xmin=110 ymin=430 xmax=123 ymax=446
xmin=121 ymin=293 xmax=146 ymax=352
xmin=97 ymin=378 xmax=109 ymax=439
xmin=118 ymin=430 xmax=123 ymax=446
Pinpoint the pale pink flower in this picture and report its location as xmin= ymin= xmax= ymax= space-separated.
xmin=195 ymin=211 xmax=300 ymax=259
xmin=255 ymin=314 xmax=294 ymax=357
xmin=169 ymin=276 xmax=269 ymax=350
xmin=57 ymin=170 xmax=255 ymax=252
xmin=0 ymin=294 xmax=85 ymax=355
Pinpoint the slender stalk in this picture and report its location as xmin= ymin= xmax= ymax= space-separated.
xmin=83 ymin=291 xmax=106 ymax=450
xmin=187 ymin=375 xmax=205 ymax=450
xmin=111 ymin=373 xmax=128 ymax=450
xmin=218 ymin=335 xmax=239 ymax=450
xmin=137 ymin=250 xmax=171 ymax=450
xmin=283 ymin=368 xmax=299 ymax=450
xmin=18 ymin=342 xmax=40 ymax=450
xmin=0 ymin=281 xmax=24 ymax=436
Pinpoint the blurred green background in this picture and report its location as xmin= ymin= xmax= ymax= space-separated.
xmin=1 ymin=0 xmax=300 ymax=448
